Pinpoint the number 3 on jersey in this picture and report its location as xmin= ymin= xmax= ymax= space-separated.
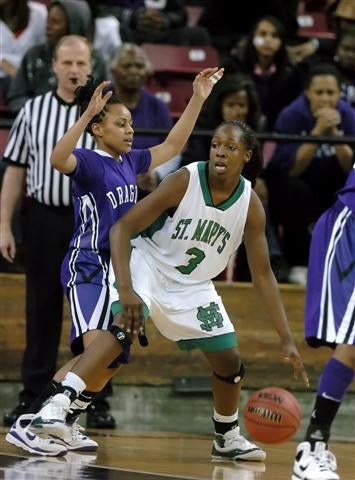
xmin=175 ymin=247 xmax=206 ymax=275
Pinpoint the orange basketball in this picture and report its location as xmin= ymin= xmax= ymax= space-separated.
xmin=243 ymin=387 xmax=301 ymax=444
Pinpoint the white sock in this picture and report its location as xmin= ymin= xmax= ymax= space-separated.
xmin=61 ymin=372 xmax=87 ymax=395
xmin=213 ymin=408 xmax=239 ymax=423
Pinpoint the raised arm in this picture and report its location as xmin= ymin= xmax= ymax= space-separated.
xmin=109 ymin=168 xmax=189 ymax=333
xmin=149 ymin=67 xmax=223 ymax=170
xmin=244 ymin=190 xmax=309 ymax=386
xmin=51 ymin=81 xmax=113 ymax=174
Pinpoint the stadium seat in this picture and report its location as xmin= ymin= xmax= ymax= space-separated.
xmin=145 ymin=77 xmax=193 ymax=120
xmin=0 ymin=129 xmax=9 ymax=156
xmin=297 ymin=12 xmax=335 ymax=39
xmin=142 ymin=43 xmax=220 ymax=77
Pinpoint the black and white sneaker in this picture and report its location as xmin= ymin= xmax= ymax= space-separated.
xmin=211 ymin=427 xmax=266 ymax=462
xmin=292 ymin=441 xmax=339 ymax=480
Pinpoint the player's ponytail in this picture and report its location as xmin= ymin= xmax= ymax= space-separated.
xmin=75 ymin=75 xmax=96 ymax=114
xmin=75 ymin=76 xmax=122 ymax=135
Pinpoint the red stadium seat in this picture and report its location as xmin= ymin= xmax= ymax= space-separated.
xmin=297 ymin=12 xmax=335 ymax=39
xmin=142 ymin=43 xmax=220 ymax=77
xmin=0 ymin=129 xmax=9 ymax=156
xmin=145 ymin=77 xmax=193 ymax=120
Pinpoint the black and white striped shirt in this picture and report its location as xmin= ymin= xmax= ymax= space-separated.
xmin=3 ymin=91 xmax=95 ymax=207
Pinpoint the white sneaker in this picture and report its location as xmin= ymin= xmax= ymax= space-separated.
xmin=30 ymin=393 xmax=71 ymax=438
xmin=211 ymin=427 xmax=266 ymax=462
xmin=5 ymin=414 xmax=67 ymax=457
xmin=52 ymin=421 xmax=98 ymax=451
xmin=292 ymin=441 xmax=340 ymax=480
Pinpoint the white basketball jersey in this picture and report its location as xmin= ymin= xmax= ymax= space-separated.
xmin=132 ymin=162 xmax=252 ymax=284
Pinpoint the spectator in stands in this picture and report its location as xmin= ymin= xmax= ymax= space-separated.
xmin=336 ymin=26 xmax=355 ymax=106
xmin=86 ymin=0 xmax=123 ymax=64
xmin=0 ymin=35 xmax=115 ymax=431
xmin=110 ymin=43 xmax=178 ymax=197
xmin=283 ymin=26 xmax=355 ymax=108
xmin=333 ymin=0 xmax=355 ymax=30
xmin=288 ymin=0 xmax=355 ymax=67
xmin=223 ymin=16 xmax=294 ymax=129
xmin=198 ymin=0 xmax=300 ymax=62
xmin=7 ymin=0 xmax=107 ymax=113
xmin=180 ymin=73 xmax=289 ymax=282
xmin=181 ymin=73 xmax=266 ymax=168
xmin=265 ymin=63 xmax=355 ymax=283
xmin=0 ymin=0 xmax=47 ymax=100
xmin=98 ymin=0 xmax=210 ymax=46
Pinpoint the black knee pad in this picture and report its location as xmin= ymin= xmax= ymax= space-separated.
xmin=108 ymin=324 xmax=132 ymax=350
xmin=213 ymin=362 xmax=245 ymax=385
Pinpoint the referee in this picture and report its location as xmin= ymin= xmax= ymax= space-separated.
xmin=0 ymin=35 xmax=114 ymax=428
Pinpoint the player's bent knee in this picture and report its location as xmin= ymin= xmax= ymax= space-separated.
xmin=109 ymin=324 xmax=132 ymax=350
xmin=213 ymin=362 xmax=245 ymax=385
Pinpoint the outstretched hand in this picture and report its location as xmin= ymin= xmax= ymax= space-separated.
xmin=116 ymin=287 xmax=145 ymax=338
xmin=282 ymin=341 xmax=309 ymax=388
xmin=84 ymin=81 xmax=113 ymax=119
xmin=192 ymin=67 xmax=224 ymax=102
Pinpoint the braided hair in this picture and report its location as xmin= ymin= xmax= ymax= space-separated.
xmin=75 ymin=76 xmax=122 ymax=135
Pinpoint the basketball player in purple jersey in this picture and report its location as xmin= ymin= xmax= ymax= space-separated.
xmin=292 ymin=163 xmax=355 ymax=480
xmin=5 ymin=67 xmax=224 ymax=455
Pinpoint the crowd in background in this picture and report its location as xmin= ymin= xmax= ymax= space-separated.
xmin=1 ymin=0 xmax=355 ymax=280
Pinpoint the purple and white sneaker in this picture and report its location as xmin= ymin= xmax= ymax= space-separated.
xmin=6 ymin=414 xmax=67 ymax=456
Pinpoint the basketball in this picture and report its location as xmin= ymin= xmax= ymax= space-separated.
xmin=243 ymin=387 xmax=301 ymax=444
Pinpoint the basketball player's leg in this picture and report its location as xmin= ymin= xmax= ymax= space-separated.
xmin=51 ymin=248 xmax=152 ymax=400
xmin=19 ymin=279 xmax=129 ymax=450
xmin=27 ymin=329 xmax=118 ymax=414
xmin=30 ymin=319 xmax=129 ymax=417
xmin=292 ymin=346 xmax=354 ymax=480
xmin=292 ymin=206 xmax=355 ymax=480
xmin=202 ymin=347 xmax=266 ymax=462
xmin=204 ymin=348 xmax=242 ymax=414
xmin=303 ymin=344 xmax=355 ymax=445
xmin=30 ymin=273 xmax=121 ymax=405
xmin=6 ymin=328 xmax=123 ymax=456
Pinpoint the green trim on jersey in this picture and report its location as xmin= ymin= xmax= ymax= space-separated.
xmin=197 ymin=162 xmax=245 ymax=211
xmin=140 ymin=211 xmax=169 ymax=239
xmin=177 ymin=332 xmax=237 ymax=352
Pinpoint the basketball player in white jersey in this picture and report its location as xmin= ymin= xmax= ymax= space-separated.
xmin=29 ymin=120 xmax=308 ymax=461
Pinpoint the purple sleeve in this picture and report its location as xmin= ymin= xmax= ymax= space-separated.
xmin=70 ymin=148 xmax=100 ymax=185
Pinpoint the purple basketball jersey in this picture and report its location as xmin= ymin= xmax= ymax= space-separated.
xmin=69 ymin=148 xmax=151 ymax=250
xmin=305 ymin=164 xmax=355 ymax=347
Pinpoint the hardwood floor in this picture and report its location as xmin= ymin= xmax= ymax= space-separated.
xmin=1 ymin=427 xmax=354 ymax=479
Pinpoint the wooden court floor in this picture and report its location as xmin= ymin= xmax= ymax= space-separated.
xmin=0 ymin=427 xmax=354 ymax=480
